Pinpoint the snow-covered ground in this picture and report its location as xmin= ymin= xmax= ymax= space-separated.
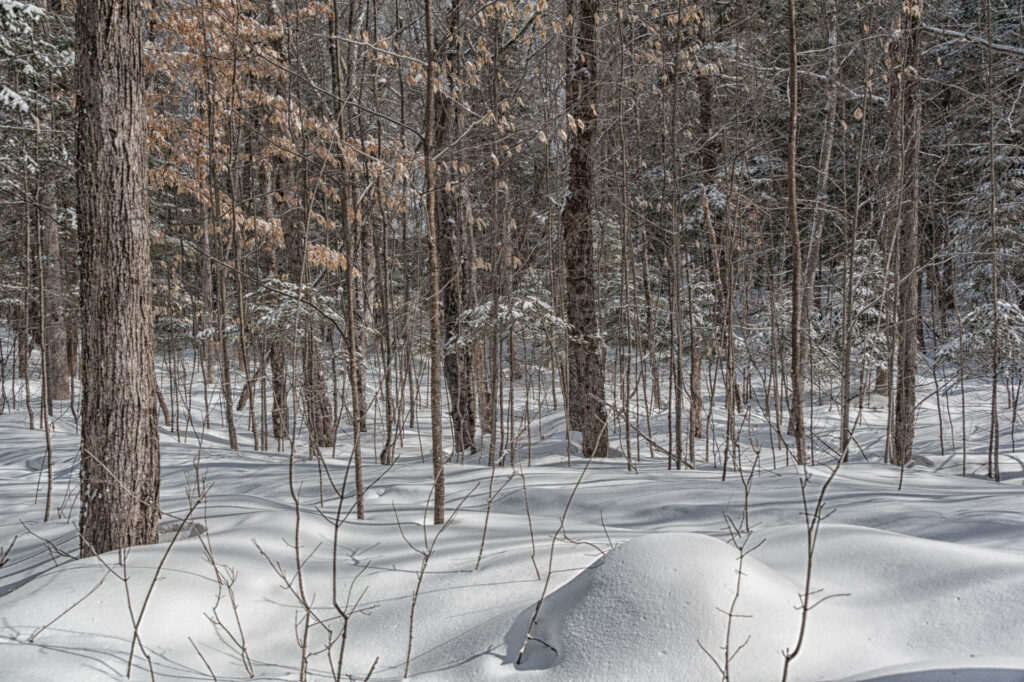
xmin=2 ymin=366 xmax=1024 ymax=681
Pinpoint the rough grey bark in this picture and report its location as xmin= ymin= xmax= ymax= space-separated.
xmin=892 ymin=0 xmax=924 ymax=467
xmin=76 ymin=0 xmax=160 ymax=557
xmin=562 ymin=0 xmax=608 ymax=458
xmin=434 ymin=0 xmax=476 ymax=456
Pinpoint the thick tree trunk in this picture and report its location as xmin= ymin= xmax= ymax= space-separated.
xmin=892 ymin=0 xmax=924 ymax=467
xmin=562 ymin=0 xmax=608 ymax=458
xmin=76 ymin=0 xmax=160 ymax=556
xmin=437 ymin=186 xmax=476 ymax=454
xmin=434 ymin=0 xmax=476 ymax=455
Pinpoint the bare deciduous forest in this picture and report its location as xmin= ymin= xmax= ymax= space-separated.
xmin=2 ymin=0 xmax=1024 ymax=679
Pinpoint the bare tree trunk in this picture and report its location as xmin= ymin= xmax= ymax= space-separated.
xmin=984 ymin=0 xmax=1000 ymax=481
xmin=280 ymin=156 xmax=336 ymax=452
xmin=562 ymin=0 xmax=608 ymax=458
xmin=269 ymin=8 xmax=335 ymax=453
xmin=199 ymin=37 xmax=237 ymax=450
xmin=786 ymin=0 xmax=806 ymax=464
xmin=330 ymin=0 xmax=365 ymax=517
xmin=260 ymin=161 xmax=289 ymax=443
xmin=842 ymin=57 xmax=872 ymax=463
xmin=799 ymin=0 xmax=839 ymax=377
xmin=76 ymin=0 xmax=160 ymax=556
xmin=688 ymin=3 xmax=715 ymax=443
xmin=892 ymin=0 xmax=924 ymax=468
xmin=434 ymin=0 xmax=476 ymax=455
xmin=425 ymin=0 xmax=445 ymax=523
xmin=37 ymin=183 xmax=71 ymax=400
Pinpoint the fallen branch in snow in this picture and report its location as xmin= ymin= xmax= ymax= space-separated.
xmin=28 ymin=572 xmax=108 ymax=643
xmin=0 ymin=535 xmax=15 ymax=568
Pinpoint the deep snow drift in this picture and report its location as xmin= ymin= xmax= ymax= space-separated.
xmin=2 ymin=371 xmax=1024 ymax=681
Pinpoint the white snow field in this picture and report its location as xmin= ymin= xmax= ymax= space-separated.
xmin=2 ymin=371 xmax=1024 ymax=681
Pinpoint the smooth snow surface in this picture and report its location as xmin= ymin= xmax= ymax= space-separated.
xmin=2 ymin=374 xmax=1024 ymax=681
xmin=513 ymin=532 xmax=799 ymax=680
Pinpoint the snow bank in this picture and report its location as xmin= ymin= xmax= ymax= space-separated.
xmin=511 ymin=532 xmax=799 ymax=680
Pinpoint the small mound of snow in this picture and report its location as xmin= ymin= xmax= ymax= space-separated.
xmin=511 ymin=532 xmax=799 ymax=680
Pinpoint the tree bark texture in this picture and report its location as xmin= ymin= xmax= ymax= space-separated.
xmin=562 ymin=0 xmax=608 ymax=458
xmin=434 ymin=0 xmax=476 ymax=455
xmin=76 ymin=0 xmax=160 ymax=557
xmin=892 ymin=0 xmax=924 ymax=467
xmin=786 ymin=0 xmax=807 ymax=465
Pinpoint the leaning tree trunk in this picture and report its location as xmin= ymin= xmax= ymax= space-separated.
xmin=76 ymin=0 xmax=160 ymax=557
xmin=562 ymin=0 xmax=608 ymax=458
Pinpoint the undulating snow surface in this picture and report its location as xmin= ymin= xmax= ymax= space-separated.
xmin=2 ymin=372 xmax=1024 ymax=681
